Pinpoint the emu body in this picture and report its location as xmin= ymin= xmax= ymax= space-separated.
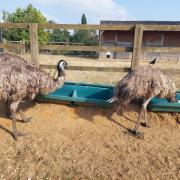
xmin=110 ymin=65 xmax=176 ymax=138
xmin=0 ymin=53 xmax=67 ymax=140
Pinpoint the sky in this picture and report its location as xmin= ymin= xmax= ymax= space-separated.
xmin=1 ymin=0 xmax=180 ymax=23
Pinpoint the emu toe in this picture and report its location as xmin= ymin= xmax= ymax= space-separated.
xmin=22 ymin=117 xmax=32 ymax=123
xmin=141 ymin=122 xmax=151 ymax=128
xmin=13 ymin=131 xmax=29 ymax=140
xmin=127 ymin=129 xmax=144 ymax=139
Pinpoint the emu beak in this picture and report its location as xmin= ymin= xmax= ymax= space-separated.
xmin=64 ymin=62 xmax=68 ymax=69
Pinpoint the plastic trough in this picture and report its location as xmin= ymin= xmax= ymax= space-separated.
xmin=148 ymin=91 xmax=180 ymax=112
xmin=36 ymin=82 xmax=180 ymax=112
xmin=37 ymin=82 xmax=114 ymax=107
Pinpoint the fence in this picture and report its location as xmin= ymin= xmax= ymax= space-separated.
xmin=0 ymin=22 xmax=180 ymax=73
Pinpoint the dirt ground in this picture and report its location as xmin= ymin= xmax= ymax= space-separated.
xmin=0 ymin=101 xmax=179 ymax=179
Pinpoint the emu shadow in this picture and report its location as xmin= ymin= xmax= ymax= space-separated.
xmin=73 ymin=102 xmax=140 ymax=131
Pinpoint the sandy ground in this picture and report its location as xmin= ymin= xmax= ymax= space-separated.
xmin=0 ymin=101 xmax=179 ymax=179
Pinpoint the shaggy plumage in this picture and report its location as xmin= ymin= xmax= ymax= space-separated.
xmin=0 ymin=53 xmax=37 ymax=68
xmin=0 ymin=53 xmax=67 ymax=140
xmin=109 ymin=65 xmax=177 ymax=138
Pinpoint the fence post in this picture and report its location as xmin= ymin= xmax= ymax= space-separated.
xmin=131 ymin=24 xmax=143 ymax=69
xmin=20 ymin=40 xmax=26 ymax=54
xmin=2 ymin=39 xmax=7 ymax=53
xmin=29 ymin=23 xmax=39 ymax=66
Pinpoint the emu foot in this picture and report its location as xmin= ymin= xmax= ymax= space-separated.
xmin=141 ymin=122 xmax=151 ymax=128
xmin=22 ymin=117 xmax=32 ymax=123
xmin=19 ymin=110 xmax=32 ymax=123
xmin=13 ymin=131 xmax=29 ymax=140
xmin=127 ymin=129 xmax=144 ymax=139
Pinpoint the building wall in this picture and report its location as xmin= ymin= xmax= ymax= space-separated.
xmin=99 ymin=30 xmax=180 ymax=60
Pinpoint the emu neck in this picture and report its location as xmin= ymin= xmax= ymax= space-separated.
xmin=58 ymin=68 xmax=65 ymax=77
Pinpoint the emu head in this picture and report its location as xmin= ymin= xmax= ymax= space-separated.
xmin=57 ymin=60 xmax=68 ymax=77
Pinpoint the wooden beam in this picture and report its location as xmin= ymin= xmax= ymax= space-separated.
xmin=0 ymin=23 xmax=29 ymax=29
xmin=142 ymin=47 xmax=180 ymax=53
xmin=131 ymin=25 xmax=144 ymax=69
xmin=39 ymin=65 xmax=180 ymax=76
xmin=29 ymin=23 xmax=39 ymax=66
xmin=162 ymin=69 xmax=180 ymax=75
xmin=144 ymin=25 xmax=180 ymax=31
xmin=38 ymin=23 xmax=134 ymax=30
xmin=40 ymin=65 xmax=131 ymax=72
xmin=0 ymin=43 xmax=26 ymax=49
xmin=40 ymin=44 xmax=132 ymax=52
xmin=1 ymin=23 xmax=180 ymax=31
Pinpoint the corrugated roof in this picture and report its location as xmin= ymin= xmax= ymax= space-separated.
xmin=100 ymin=20 xmax=180 ymax=25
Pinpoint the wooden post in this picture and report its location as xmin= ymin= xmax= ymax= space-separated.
xmin=2 ymin=39 xmax=8 ymax=53
xmin=131 ymin=24 xmax=143 ymax=69
xmin=29 ymin=23 xmax=39 ymax=66
xmin=20 ymin=40 xmax=26 ymax=54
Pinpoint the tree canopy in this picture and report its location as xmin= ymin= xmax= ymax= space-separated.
xmin=72 ymin=13 xmax=97 ymax=45
xmin=71 ymin=13 xmax=97 ymax=56
xmin=81 ymin=13 xmax=87 ymax=24
xmin=1 ymin=7 xmax=98 ymax=56
xmin=48 ymin=20 xmax=70 ymax=43
xmin=2 ymin=4 xmax=48 ymax=43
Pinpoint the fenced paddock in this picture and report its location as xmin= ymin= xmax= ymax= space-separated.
xmin=0 ymin=22 xmax=179 ymax=87
xmin=0 ymin=23 xmax=180 ymax=179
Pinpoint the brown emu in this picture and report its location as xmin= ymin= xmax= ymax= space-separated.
xmin=108 ymin=65 xmax=176 ymax=138
xmin=0 ymin=53 xmax=67 ymax=140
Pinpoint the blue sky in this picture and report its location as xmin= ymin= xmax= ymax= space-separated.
xmin=1 ymin=0 xmax=180 ymax=23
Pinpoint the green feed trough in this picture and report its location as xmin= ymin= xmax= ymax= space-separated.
xmin=37 ymin=82 xmax=114 ymax=107
xmin=37 ymin=82 xmax=180 ymax=112
xmin=148 ymin=91 xmax=180 ymax=112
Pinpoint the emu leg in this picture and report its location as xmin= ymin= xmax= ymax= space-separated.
xmin=132 ymin=109 xmax=145 ymax=138
xmin=5 ymin=101 xmax=11 ymax=118
xmin=132 ymin=97 xmax=153 ymax=138
xmin=19 ymin=109 xmax=32 ymax=123
xmin=10 ymin=101 xmax=27 ymax=140
xmin=141 ymin=109 xmax=151 ymax=128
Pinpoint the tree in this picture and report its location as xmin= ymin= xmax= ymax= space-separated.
xmin=48 ymin=20 xmax=70 ymax=42
xmin=49 ymin=29 xmax=70 ymax=42
xmin=72 ymin=13 xmax=97 ymax=45
xmin=81 ymin=13 xmax=87 ymax=24
xmin=2 ymin=4 xmax=48 ymax=44
xmin=71 ymin=13 xmax=98 ymax=56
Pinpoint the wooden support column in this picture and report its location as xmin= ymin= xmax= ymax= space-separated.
xmin=29 ymin=23 xmax=39 ymax=66
xmin=2 ymin=39 xmax=7 ymax=53
xmin=131 ymin=24 xmax=143 ymax=69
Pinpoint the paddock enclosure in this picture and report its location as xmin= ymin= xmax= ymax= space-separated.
xmin=0 ymin=22 xmax=179 ymax=179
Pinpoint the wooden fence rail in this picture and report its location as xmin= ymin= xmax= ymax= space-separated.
xmin=1 ymin=22 xmax=180 ymax=72
xmin=40 ymin=65 xmax=131 ymax=72
xmin=40 ymin=64 xmax=180 ymax=75
xmin=40 ymin=44 xmax=131 ymax=52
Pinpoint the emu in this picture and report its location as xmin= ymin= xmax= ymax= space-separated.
xmin=0 ymin=53 xmax=67 ymax=140
xmin=108 ymin=65 xmax=176 ymax=138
